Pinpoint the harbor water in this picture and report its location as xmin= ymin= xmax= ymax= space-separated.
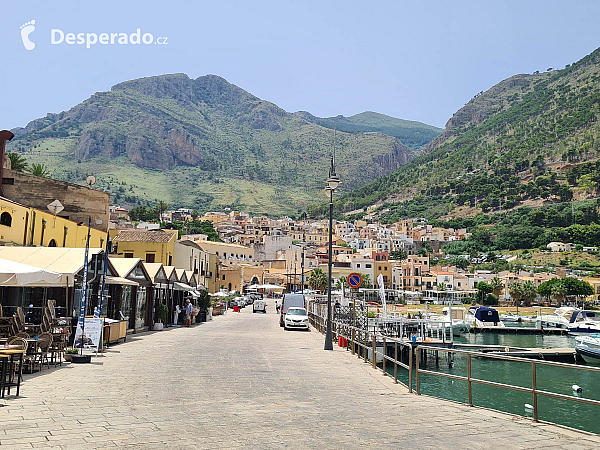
xmin=385 ymin=331 xmax=600 ymax=434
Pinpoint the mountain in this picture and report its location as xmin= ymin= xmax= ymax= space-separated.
xmin=296 ymin=111 xmax=442 ymax=150
xmin=324 ymin=46 xmax=600 ymax=222
xmin=7 ymin=74 xmax=438 ymax=215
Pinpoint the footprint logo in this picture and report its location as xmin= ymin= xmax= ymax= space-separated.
xmin=20 ymin=20 xmax=36 ymax=50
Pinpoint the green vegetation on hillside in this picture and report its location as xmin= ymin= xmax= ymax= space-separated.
xmin=310 ymin=111 xmax=442 ymax=150
xmin=8 ymin=74 xmax=435 ymax=214
xmin=312 ymin=47 xmax=600 ymax=220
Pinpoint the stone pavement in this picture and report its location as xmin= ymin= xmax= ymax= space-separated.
xmin=0 ymin=299 xmax=599 ymax=449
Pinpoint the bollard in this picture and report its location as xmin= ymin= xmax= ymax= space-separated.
xmin=394 ymin=341 xmax=398 ymax=384
xmin=372 ymin=335 xmax=376 ymax=369
xmin=382 ymin=337 xmax=386 ymax=375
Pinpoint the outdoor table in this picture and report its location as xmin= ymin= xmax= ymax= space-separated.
xmin=0 ymin=354 xmax=9 ymax=399
xmin=0 ymin=349 xmax=25 ymax=397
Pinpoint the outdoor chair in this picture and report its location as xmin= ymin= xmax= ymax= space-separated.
xmin=31 ymin=332 xmax=53 ymax=372
xmin=6 ymin=336 xmax=31 ymax=379
xmin=14 ymin=332 xmax=30 ymax=339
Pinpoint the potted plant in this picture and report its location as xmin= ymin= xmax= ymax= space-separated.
xmin=64 ymin=348 xmax=79 ymax=362
xmin=197 ymin=290 xmax=211 ymax=322
xmin=154 ymin=303 xmax=168 ymax=331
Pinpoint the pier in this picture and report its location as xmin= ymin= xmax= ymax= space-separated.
xmin=1 ymin=299 xmax=598 ymax=448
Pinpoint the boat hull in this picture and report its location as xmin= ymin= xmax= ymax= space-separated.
xmin=576 ymin=345 xmax=600 ymax=363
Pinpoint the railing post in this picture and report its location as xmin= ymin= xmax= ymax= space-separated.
xmin=467 ymin=353 xmax=472 ymax=406
xmin=394 ymin=341 xmax=398 ymax=384
xmin=416 ymin=345 xmax=420 ymax=395
xmin=408 ymin=344 xmax=413 ymax=393
xmin=382 ymin=337 xmax=387 ymax=375
xmin=364 ymin=333 xmax=368 ymax=363
xmin=532 ymin=362 xmax=538 ymax=422
xmin=372 ymin=334 xmax=376 ymax=369
xmin=351 ymin=328 xmax=355 ymax=355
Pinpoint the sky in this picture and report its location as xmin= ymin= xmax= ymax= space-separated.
xmin=2 ymin=0 xmax=600 ymax=130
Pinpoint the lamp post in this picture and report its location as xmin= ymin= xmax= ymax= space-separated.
xmin=324 ymin=156 xmax=341 ymax=351
xmin=301 ymin=232 xmax=306 ymax=294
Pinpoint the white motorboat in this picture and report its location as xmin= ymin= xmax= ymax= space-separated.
xmin=575 ymin=334 xmax=600 ymax=363
xmin=428 ymin=306 xmax=470 ymax=335
xmin=536 ymin=307 xmax=577 ymax=329
xmin=500 ymin=313 xmax=521 ymax=323
xmin=567 ymin=310 xmax=600 ymax=335
xmin=466 ymin=306 xmax=505 ymax=328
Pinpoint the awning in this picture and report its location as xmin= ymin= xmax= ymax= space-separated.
xmin=248 ymin=284 xmax=285 ymax=291
xmin=174 ymin=282 xmax=194 ymax=292
xmin=106 ymin=276 xmax=139 ymax=286
xmin=0 ymin=258 xmax=63 ymax=287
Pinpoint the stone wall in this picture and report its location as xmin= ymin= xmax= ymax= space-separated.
xmin=2 ymin=169 xmax=110 ymax=231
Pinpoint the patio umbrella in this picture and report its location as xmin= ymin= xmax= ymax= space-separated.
xmin=0 ymin=258 xmax=63 ymax=286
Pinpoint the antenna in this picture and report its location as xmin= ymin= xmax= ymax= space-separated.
xmin=86 ymin=174 xmax=96 ymax=188
xmin=47 ymin=199 xmax=64 ymax=227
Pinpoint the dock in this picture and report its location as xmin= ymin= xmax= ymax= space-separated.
xmin=454 ymin=343 xmax=582 ymax=363
xmin=469 ymin=326 xmax=568 ymax=335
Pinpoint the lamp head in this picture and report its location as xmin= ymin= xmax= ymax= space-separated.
xmin=326 ymin=156 xmax=342 ymax=190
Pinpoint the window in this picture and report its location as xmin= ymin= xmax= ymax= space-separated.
xmin=357 ymin=264 xmax=361 ymax=268
xmin=124 ymin=253 xmax=134 ymax=258
xmin=0 ymin=212 xmax=12 ymax=227
xmin=384 ymin=266 xmax=387 ymax=271
xmin=366 ymin=264 xmax=372 ymax=269
xmin=146 ymin=253 xmax=155 ymax=263
xmin=168 ymin=255 xmax=172 ymax=266
xmin=222 ymin=275 xmax=226 ymax=281
xmin=48 ymin=239 xmax=57 ymax=247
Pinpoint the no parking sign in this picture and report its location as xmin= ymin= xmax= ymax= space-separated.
xmin=347 ymin=273 xmax=362 ymax=289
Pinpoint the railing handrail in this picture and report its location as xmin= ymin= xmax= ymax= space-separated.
xmin=309 ymin=310 xmax=600 ymax=432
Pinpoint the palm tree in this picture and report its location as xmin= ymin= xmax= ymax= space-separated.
xmin=7 ymin=153 xmax=28 ymax=172
xmin=490 ymin=277 xmax=504 ymax=297
xmin=157 ymin=201 xmax=168 ymax=222
xmin=30 ymin=163 xmax=50 ymax=178
xmin=551 ymin=283 xmax=567 ymax=306
xmin=308 ymin=268 xmax=327 ymax=292
xmin=521 ymin=281 xmax=538 ymax=306
xmin=508 ymin=282 xmax=523 ymax=311
xmin=437 ymin=282 xmax=448 ymax=292
xmin=335 ymin=276 xmax=347 ymax=290
xmin=360 ymin=273 xmax=373 ymax=289
xmin=191 ymin=210 xmax=200 ymax=221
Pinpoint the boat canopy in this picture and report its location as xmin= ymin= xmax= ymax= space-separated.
xmin=471 ymin=306 xmax=500 ymax=323
xmin=570 ymin=310 xmax=600 ymax=323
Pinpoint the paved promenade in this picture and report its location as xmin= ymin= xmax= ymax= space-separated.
xmin=1 ymin=300 xmax=598 ymax=449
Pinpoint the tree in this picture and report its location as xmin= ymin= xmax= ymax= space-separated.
xmin=489 ymin=277 xmax=504 ymax=296
xmin=389 ymin=249 xmax=408 ymax=261
xmin=476 ymin=281 xmax=493 ymax=303
xmin=335 ymin=276 xmax=347 ymax=290
xmin=7 ymin=153 xmax=28 ymax=172
xmin=521 ymin=281 xmax=538 ymax=306
xmin=30 ymin=163 xmax=50 ymax=178
xmin=437 ymin=282 xmax=448 ymax=292
xmin=157 ymin=201 xmax=168 ymax=222
xmin=508 ymin=282 xmax=523 ymax=308
xmin=191 ymin=210 xmax=200 ymax=221
xmin=308 ymin=268 xmax=327 ymax=292
xmin=360 ymin=273 xmax=373 ymax=289
xmin=551 ymin=283 xmax=567 ymax=306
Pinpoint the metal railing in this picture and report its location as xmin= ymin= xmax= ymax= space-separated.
xmin=415 ymin=345 xmax=600 ymax=422
xmin=309 ymin=312 xmax=414 ymax=391
xmin=309 ymin=311 xmax=600 ymax=430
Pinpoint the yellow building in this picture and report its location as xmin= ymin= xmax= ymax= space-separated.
xmin=0 ymin=197 xmax=106 ymax=248
xmin=110 ymin=229 xmax=178 ymax=265
xmin=194 ymin=240 xmax=254 ymax=264
xmin=583 ymin=277 xmax=600 ymax=303
xmin=201 ymin=212 xmax=230 ymax=227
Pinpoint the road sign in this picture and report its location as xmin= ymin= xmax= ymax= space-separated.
xmin=347 ymin=272 xmax=362 ymax=289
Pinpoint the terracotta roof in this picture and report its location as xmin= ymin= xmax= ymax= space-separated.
xmin=113 ymin=229 xmax=176 ymax=243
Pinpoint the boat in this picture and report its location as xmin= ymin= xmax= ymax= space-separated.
xmin=428 ymin=306 xmax=470 ymax=335
xmin=466 ymin=306 xmax=505 ymax=328
xmin=567 ymin=310 xmax=600 ymax=335
xmin=536 ymin=307 xmax=577 ymax=329
xmin=500 ymin=313 xmax=522 ymax=323
xmin=575 ymin=334 xmax=600 ymax=363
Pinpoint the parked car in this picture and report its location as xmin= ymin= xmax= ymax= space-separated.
xmin=253 ymin=299 xmax=267 ymax=313
xmin=283 ymin=307 xmax=309 ymax=330
xmin=279 ymin=293 xmax=305 ymax=327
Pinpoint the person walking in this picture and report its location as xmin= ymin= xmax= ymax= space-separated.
xmin=185 ymin=299 xmax=193 ymax=327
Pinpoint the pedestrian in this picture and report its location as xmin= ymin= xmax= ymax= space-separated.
xmin=185 ymin=299 xmax=193 ymax=327
xmin=275 ymin=300 xmax=279 ymax=312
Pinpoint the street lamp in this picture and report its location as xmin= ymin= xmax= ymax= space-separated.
xmin=324 ymin=156 xmax=341 ymax=351
xmin=300 ymin=232 xmax=306 ymax=294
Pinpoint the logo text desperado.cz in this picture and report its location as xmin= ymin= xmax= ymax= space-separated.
xmin=51 ymin=29 xmax=167 ymax=48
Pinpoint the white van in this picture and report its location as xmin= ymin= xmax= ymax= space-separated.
xmin=253 ymin=299 xmax=267 ymax=313
xmin=279 ymin=293 xmax=305 ymax=327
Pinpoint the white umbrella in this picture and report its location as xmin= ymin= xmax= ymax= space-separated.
xmin=0 ymin=258 xmax=63 ymax=286
xmin=252 ymin=284 xmax=285 ymax=291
